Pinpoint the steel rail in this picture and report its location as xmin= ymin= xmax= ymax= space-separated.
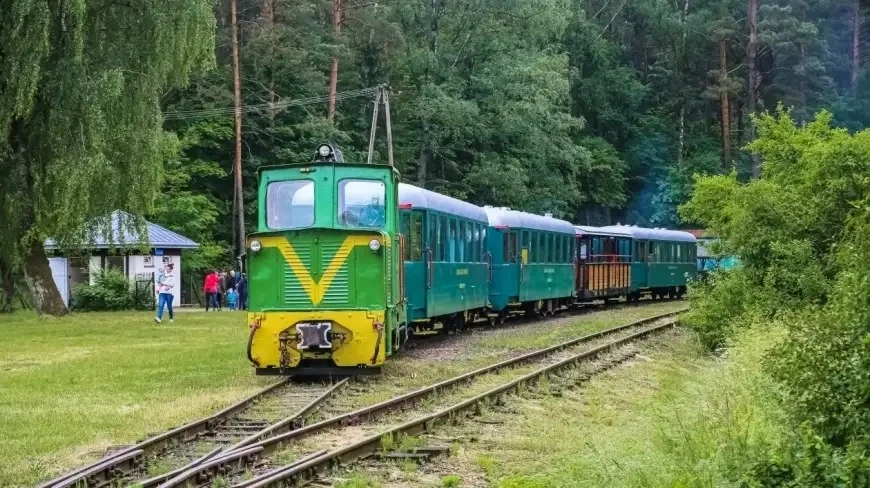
xmin=139 ymin=378 xmax=349 ymax=488
xmin=241 ymin=319 xmax=678 ymax=488
xmin=157 ymin=309 xmax=683 ymax=487
xmin=39 ymin=379 xmax=291 ymax=488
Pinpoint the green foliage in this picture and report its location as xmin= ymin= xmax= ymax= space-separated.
xmin=682 ymin=108 xmax=870 ymax=486
xmin=0 ymin=0 xmax=215 ymax=314
xmin=441 ymin=474 xmax=461 ymax=488
xmin=334 ymin=476 xmax=381 ymax=488
xmin=71 ymin=269 xmax=152 ymax=312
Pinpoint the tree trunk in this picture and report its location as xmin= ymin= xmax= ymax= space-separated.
xmin=720 ymin=39 xmax=732 ymax=168
xmin=0 ymin=256 xmax=15 ymax=313
xmin=23 ymin=240 xmax=67 ymax=316
xmin=231 ymin=0 xmax=246 ymax=256
xmin=417 ymin=114 xmax=432 ymax=187
xmin=677 ymin=0 xmax=689 ymax=170
xmin=263 ymin=0 xmax=276 ymax=121
xmin=328 ymin=0 xmax=341 ymax=123
xmin=853 ymin=0 xmax=861 ymax=93
xmin=747 ymin=0 xmax=760 ymax=178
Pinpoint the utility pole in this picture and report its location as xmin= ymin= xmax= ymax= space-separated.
xmin=231 ymin=0 xmax=246 ymax=255
xmin=328 ymin=0 xmax=342 ymax=122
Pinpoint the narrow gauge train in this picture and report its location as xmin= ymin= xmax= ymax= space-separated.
xmin=245 ymin=144 xmax=697 ymax=376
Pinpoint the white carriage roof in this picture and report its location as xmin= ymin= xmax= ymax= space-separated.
xmin=483 ymin=207 xmax=576 ymax=234
xmin=574 ymin=225 xmax=633 ymax=238
xmin=398 ymin=184 xmax=489 ymax=223
xmin=596 ymin=225 xmax=697 ymax=242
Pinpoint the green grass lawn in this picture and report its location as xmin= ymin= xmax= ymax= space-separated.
xmin=0 ymin=309 xmax=271 ymax=487
xmin=0 ymin=301 xmax=685 ymax=487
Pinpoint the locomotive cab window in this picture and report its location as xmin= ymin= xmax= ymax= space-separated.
xmin=266 ymin=179 xmax=314 ymax=229
xmin=338 ymin=179 xmax=386 ymax=229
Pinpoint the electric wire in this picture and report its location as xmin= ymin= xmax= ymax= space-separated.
xmin=162 ymin=86 xmax=380 ymax=121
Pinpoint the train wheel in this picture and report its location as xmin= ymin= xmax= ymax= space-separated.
xmin=497 ymin=311 xmax=508 ymax=325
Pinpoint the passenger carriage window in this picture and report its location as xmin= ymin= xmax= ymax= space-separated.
xmin=411 ymin=213 xmax=423 ymax=261
xmin=549 ymin=234 xmax=554 ymax=263
xmin=266 ymin=180 xmax=314 ymax=229
xmin=438 ymin=215 xmax=447 ymax=261
xmin=428 ymin=214 xmax=436 ymax=260
xmin=338 ymin=179 xmax=386 ymax=229
xmin=676 ymin=244 xmax=681 ymax=262
xmin=457 ymin=221 xmax=465 ymax=262
xmin=401 ymin=213 xmax=411 ymax=260
xmin=481 ymin=227 xmax=488 ymax=262
xmin=465 ymin=221 xmax=473 ymax=262
xmin=556 ymin=235 xmax=562 ymax=264
xmin=447 ymin=218 xmax=459 ymax=263
xmin=648 ymin=241 xmax=655 ymax=262
xmin=522 ymin=231 xmax=530 ymax=263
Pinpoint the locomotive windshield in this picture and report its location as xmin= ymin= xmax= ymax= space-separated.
xmin=338 ymin=179 xmax=386 ymax=229
xmin=266 ymin=180 xmax=314 ymax=229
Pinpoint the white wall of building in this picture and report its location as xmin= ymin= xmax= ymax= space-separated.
xmin=58 ymin=252 xmax=185 ymax=308
xmin=129 ymin=254 xmax=182 ymax=307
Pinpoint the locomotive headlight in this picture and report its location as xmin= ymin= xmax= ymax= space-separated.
xmin=250 ymin=240 xmax=262 ymax=252
xmin=317 ymin=144 xmax=332 ymax=157
xmin=368 ymin=239 xmax=381 ymax=252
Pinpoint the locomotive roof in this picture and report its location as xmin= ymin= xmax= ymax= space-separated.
xmin=596 ymin=225 xmax=697 ymax=242
xmin=574 ymin=225 xmax=633 ymax=238
xmin=398 ymin=184 xmax=489 ymax=223
xmin=483 ymin=207 xmax=576 ymax=234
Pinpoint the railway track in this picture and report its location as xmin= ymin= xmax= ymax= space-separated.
xmin=138 ymin=309 xmax=682 ymax=487
xmin=231 ymin=318 xmax=679 ymax=487
xmin=39 ymin=379 xmax=349 ymax=488
xmin=40 ymin=304 xmax=682 ymax=488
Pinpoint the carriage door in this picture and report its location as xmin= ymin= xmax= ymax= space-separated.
xmin=578 ymin=237 xmax=589 ymax=297
xmin=402 ymin=209 xmax=428 ymax=320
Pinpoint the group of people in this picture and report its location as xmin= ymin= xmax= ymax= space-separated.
xmin=203 ymin=269 xmax=248 ymax=311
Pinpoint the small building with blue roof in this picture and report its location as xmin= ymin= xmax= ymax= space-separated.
xmin=44 ymin=210 xmax=200 ymax=308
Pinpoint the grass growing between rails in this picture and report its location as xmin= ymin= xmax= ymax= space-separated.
xmin=0 ymin=309 xmax=269 ymax=487
xmin=446 ymin=327 xmax=788 ymax=488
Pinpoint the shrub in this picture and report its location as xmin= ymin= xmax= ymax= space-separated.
xmin=72 ymin=269 xmax=153 ymax=311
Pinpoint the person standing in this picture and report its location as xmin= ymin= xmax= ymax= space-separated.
xmin=231 ymin=269 xmax=241 ymax=290
xmin=154 ymin=263 xmax=176 ymax=323
xmin=238 ymin=272 xmax=248 ymax=310
xmin=203 ymin=270 xmax=219 ymax=311
xmin=217 ymin=270 xmax=228 ymax=311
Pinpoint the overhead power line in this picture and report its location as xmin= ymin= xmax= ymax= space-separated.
xmin=162 ymin=86 xmax=381 ymax=121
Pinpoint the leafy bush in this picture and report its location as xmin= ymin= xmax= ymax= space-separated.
xmin=72 ymin=269 xmax=153 ymax=311
xmin=680 ymin=109 xmax=870 ymax=486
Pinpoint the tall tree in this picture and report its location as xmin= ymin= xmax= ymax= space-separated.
xmin=747 ymin=0 xmax=761 ymax=178
xmin=230 ymin=0 xmax=245 ymax=257
xmin=0 ymin=1 xmax=214 ymax=315
xmin=328 ymin=0 xmax=342 ymax=122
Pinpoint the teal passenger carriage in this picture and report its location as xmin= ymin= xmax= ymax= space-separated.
xmin=598 ymin=225 xmax=697 ymax=299
xmin=484 ymin=207 xmax=576 ymax=318
xmin=399 ymin=184 xmax=490 ymax=332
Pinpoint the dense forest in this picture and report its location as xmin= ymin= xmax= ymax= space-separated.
xmin=2 ymin=0 xmax=869 ymax=306
xmin=154 ymin=0 xmax=870 ymax=271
